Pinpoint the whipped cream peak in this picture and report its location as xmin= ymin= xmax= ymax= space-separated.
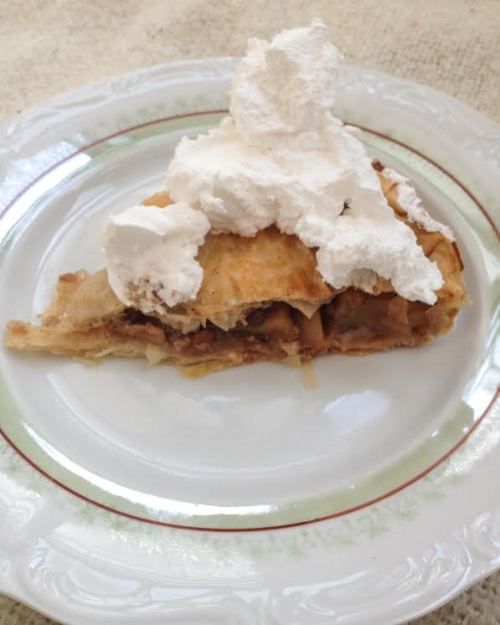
xmin=382 ymin=167 xmax=455 ymax=241
xmin=230 ymin=18 xmax=342 ymax=149
xmin=104 ymin=203 xmax=210 ymax=310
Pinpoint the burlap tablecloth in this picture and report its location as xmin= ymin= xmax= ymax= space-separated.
xmin=0 ymin=1 xmax=499 ymax=623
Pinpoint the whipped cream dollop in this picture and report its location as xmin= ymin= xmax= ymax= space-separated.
xmin=229 ymin=19 xmax=342 ymax=148
xmin=106 ymin=20 xmax=449 ymax=311
xmin=104 ymin=204 xmax=210 ymax=310
xmin=382 ymin=167 xmax=455 ymax=241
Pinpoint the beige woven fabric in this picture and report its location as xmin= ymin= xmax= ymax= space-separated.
xmin=0 ymin=1 xmax=499 ymax=624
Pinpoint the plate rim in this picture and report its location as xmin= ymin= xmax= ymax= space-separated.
xmin=0 ymin=57 xmax=499 ymax=625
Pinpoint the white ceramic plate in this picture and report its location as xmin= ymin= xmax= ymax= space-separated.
xmin=0 ymin=59 xmax=499 ymax=625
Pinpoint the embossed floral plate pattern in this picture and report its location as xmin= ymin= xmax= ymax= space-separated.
xmin=0 ymin=59 xmax=499 ymax=624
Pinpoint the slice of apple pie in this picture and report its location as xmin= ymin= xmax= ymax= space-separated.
xmin=4 ymin=168 xmax=466 ymax=376
xmin=3 ymin=24 xmax=467 ymax=375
